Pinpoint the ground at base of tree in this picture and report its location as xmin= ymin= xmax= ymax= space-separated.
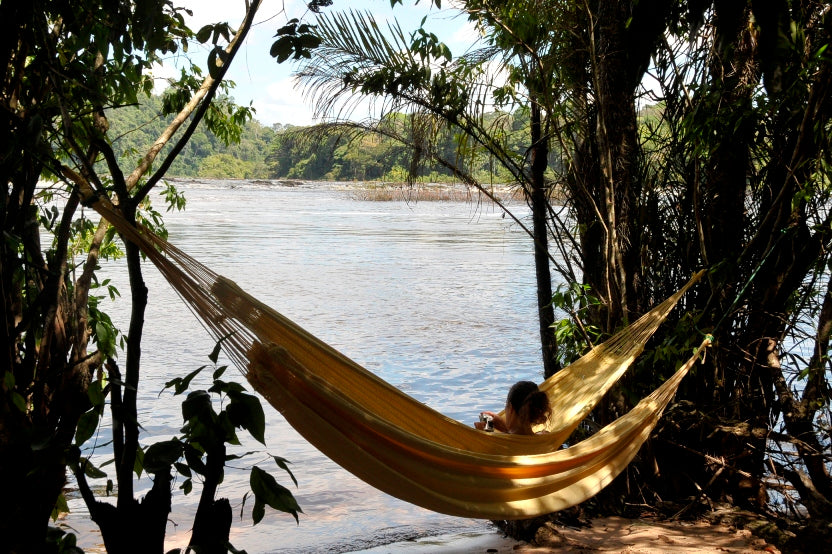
xmin=509 ymin=515 xmax=781 ymax=553
xmin=486 ymin=504 xmax=831 ymax=554
xmin=374 ymin=512 xmax=787 ymax=553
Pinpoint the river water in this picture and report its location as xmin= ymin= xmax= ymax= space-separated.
xmin=62 ymin=179 xmax=545 ymax=553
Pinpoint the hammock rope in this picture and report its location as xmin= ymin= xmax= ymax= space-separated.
xmin=92 ymin=198 xmax=708 ymax=519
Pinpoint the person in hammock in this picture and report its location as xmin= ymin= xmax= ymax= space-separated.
xmin=474 ymin=380 xmax=551 ymax=434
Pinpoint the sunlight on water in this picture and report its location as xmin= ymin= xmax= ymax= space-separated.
xmin=62 ymin=180 xmax=546 ymax=553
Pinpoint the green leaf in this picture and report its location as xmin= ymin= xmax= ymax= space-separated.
xmin=182 ymin=390 xmax=213 ymax=421
xmin=95 ymin=321 xmax=116 ymax=357
xmin=209 ymin=333 xmax=235 ymax=363
xmin=299 ymin=34 xmax=322 ymax=50
xmin=184 ymin=444 xmax=207 ymax=475
xmin=250 ymin=466 xmax=302 ymax=524
xmin=240 ymin=491 xmax=250 ymax=520
xmin=213 ymin=365 xmax=229 ymax=380
xmin=276 ymin=19 xmax=299 ymax=36
xmin=252 ymin=499 xmax=266 ymax=525
xmin=272 ymin=455 xmax=298 ymax=487
xmin=51 ymin=493 xmax=69 ymax=521
xmin=88 ymin=379 xmax=106 ymax=408
xmin=209 ymin=379 xmax=246 ymax=395
xmin=226 ymin=392 xmax=266 ymax=444
xmin=180 ymin=478 xmax=193 ymax=494
xmin=270 ymin=36 xmax=294 ymax=63
xmin=75 ymin=409 xmax=101 ymax=445
xmin=164 ymin=365 xmax=207 ymax=396
xmin=209 ymin=342 xmax=223 ymax=364
xmin=208 ymin=47 xmax=223 ymax=79
xmin=196 ymin=25 xmax=213 ymax=43
xmin=174 ymin=462 xmax=192 ymax=478
xmin=134 ymin=446 xmax=145 ymax=478
xmin=11 ymin=391 xmax=26 ymax=413
xmin=143 ymin=439 xmax=183 ymax=474
xmin=80 ymin=457 xmax=108 ymax=479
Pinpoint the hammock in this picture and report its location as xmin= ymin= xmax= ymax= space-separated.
xmin=92 ymin=198 xmax=708 ymax=520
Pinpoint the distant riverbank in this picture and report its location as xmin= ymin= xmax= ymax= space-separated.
xmin=167 ymin=177 xmax=524 ymax=203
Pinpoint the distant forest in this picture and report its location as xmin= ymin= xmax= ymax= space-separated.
xmin=104 ymin=93 xmax=537 ymax=183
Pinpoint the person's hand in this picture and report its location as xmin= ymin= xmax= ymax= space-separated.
xmin=474 ymin=411 xmax=501 ymax=431
xmin=482 ymin=411 xmax=508 ymax=433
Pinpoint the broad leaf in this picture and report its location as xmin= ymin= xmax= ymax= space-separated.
xmin=182 ymin=390 xmax=213 ymax=421
xmin=250 ymin=466 xmax=302 ymax=524
xmin=80 ymin=457 xmax=108 ymax=479
xmin=143 ymin=439 xmax=184 ymax=474
xmin=226 ymin=391 xmax=266 ymax=444
xmin=75 ymin=409 xmax=101 ymax=446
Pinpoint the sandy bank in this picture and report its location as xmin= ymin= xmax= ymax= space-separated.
xmin=354 ymin=516 xmax=781 ymax=553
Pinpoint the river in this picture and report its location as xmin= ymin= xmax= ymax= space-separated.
xmin=62 ymin=179 xmax=546 ymax=553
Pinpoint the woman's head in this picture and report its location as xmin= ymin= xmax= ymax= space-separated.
xmin=506 ymin=381 xmax=551 ymax=429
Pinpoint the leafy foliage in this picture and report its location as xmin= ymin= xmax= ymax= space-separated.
xmin=160 ymin=350 xmax=301 ymax=528
xmin=271 ymin=19 xmax=322 ymax=63
xmin=266 ymin=111 xmax=539 ymax=182
xmin=101 ymin=90 xmax=550 ymax=182
xmin=2 ymin=0 xmax=302 ymax=551
xmin=550 ymin=282 xmax=602 ymax=367
xmin=104 ymin=93 xmax=276 ymax=178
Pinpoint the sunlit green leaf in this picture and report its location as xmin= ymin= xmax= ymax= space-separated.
xmin=51 ymin=493 xmax=69 ymax=521
xmin=80 ymin=457 xmax=107 ymax=479
xmin=87 ymin=379 xmax=106 ymax=408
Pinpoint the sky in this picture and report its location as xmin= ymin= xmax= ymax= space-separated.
xmin=154 ymin=0 xmax=480 ymax=127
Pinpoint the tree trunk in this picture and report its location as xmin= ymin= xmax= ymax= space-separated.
xmin=189 ymin=444 xmax=233 ymax=553
xmin=87 ymin=470 xmax=173 ymax=553
xmin=529 ymin=99 xmax=559 ymax=379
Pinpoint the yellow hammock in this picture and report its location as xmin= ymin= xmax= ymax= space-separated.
xmin=92 ymin=199 xmax=708 ymax=520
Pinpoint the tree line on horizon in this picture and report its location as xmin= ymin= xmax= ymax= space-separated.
xmin=104 ymin=93 xmax=555 ymax=184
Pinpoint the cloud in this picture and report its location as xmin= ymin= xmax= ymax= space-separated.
xmin=150 ymin=61 xmax=181 ymax=95
xmin=254 ymin=77 xmax=316 ymax=127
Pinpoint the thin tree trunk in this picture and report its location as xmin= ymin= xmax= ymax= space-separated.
xmin=529 ymin=99 xmax=559 ymax=378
